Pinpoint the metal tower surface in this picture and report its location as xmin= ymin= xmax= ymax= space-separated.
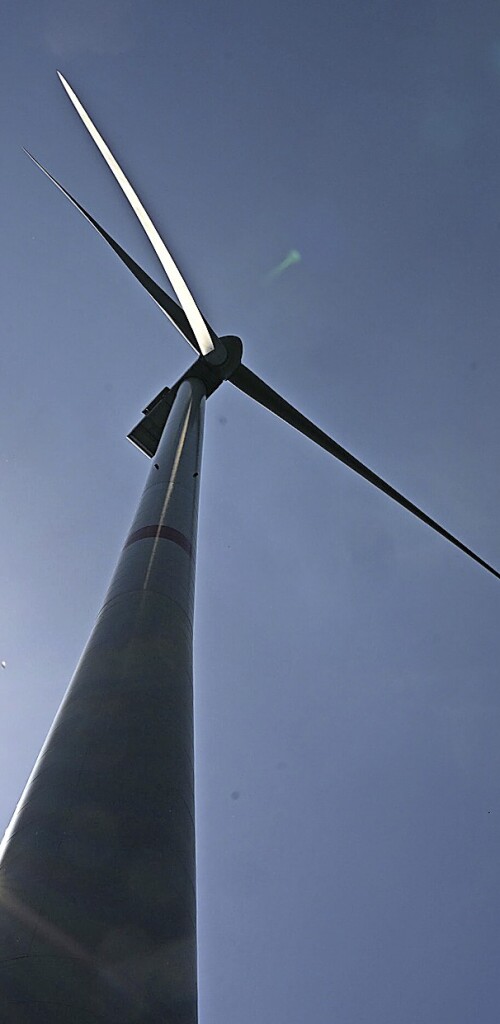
xmin=0 ymin=378 xmax=205 ymax=1022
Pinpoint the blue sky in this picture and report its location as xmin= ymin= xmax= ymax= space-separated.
xmin=2 ymin=1 xmax=500 ymax=1020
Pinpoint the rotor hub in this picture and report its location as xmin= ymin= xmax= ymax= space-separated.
xmin=204 ymin=334 xmax=243 ymax=381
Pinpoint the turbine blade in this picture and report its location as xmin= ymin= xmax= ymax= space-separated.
xmin=231 ymin=364 xmax=500 ymax=582
xmin=24 ymin=149 xmax=203 ymax=353
xmin=57 ymin=71 xmax=215 ymax=356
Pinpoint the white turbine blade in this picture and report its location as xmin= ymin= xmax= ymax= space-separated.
xmin=57 ymin=71 xmax=214 ymax=356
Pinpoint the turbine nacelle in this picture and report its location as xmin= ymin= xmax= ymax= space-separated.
xmin=127 ymin=336 xmax=243 ymax=458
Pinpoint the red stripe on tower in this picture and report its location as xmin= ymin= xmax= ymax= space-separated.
xmin=124 ymin=523 xmax=193 ymax=558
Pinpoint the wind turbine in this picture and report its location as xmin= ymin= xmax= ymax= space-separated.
xmin=1 ymin=73 xmax=498 ymax=1022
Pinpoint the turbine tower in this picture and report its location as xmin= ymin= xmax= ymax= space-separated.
xmin=1 ymin=75 xmax=498 ymax=1022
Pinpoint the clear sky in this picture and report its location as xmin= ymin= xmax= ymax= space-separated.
xmin=2 ymin=1 xmax=500 ymax=1021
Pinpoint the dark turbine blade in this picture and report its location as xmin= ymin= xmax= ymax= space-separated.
xmin=231 ymin=363 xmax=500 ymax=581
xmin=24 ymin=149 xmax=203 ymax=353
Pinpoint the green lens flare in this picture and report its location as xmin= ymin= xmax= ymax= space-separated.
xmin=266 ymin=249 xmax=302 ymax=281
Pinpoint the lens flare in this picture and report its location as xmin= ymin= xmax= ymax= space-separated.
xmin=266 ymin=249 xmax=301 ymax=282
